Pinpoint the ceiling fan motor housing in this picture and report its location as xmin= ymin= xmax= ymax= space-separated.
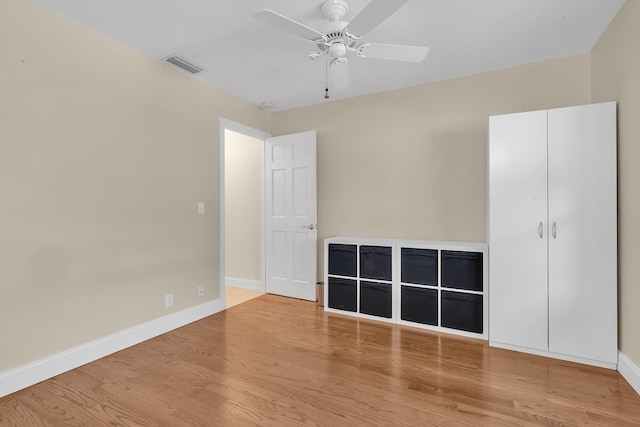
xmin=319 ymin=1 xmax=356 ymax=59
xmin=317 ymin=26 xmax=357 ymax=58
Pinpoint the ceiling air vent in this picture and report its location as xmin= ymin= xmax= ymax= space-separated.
xmin=163 ymin=55 xmax=205 ymax=74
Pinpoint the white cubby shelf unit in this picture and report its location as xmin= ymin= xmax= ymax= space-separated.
xmin=324 ymin=237 xmax=488 ymax=339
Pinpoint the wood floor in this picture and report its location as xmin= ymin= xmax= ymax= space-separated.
xmin=225 ymin=286 xmax=263 ymax=309
xmin=1 ymin=295 xmax=639 ymax=426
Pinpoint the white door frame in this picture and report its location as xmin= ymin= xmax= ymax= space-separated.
xmin=219 ymin=118 xmax=271 ymax=306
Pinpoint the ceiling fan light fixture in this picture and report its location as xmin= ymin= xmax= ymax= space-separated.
xmin=328 ymin=42 xmax=347 ymax=58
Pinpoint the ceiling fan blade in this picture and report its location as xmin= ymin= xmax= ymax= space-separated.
xmin=330 ymin=59 xmax=350 ymax=92
xmin=344 ymin=0 xmax=411 ymax=37
xmin=359 ymin=43 xmax=429 ymax=62
xmin=253 ymin=9 xmax=325 ymax=41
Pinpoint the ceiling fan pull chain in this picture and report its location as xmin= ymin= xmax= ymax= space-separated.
xmin=324 ymin=54 xmax=330 ymax=99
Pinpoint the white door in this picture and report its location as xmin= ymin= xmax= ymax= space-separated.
xmin=547 ymin=102 xmax=617 ymax=363
xmin=265 ymin=131 xmax=317 ymax=301
xmin=489 ymin=110 xmax=549 ymax=351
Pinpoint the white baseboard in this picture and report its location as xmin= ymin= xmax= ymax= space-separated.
xmin=0 ymin=298 xmax=225 ymax=398
xmin=489 ymin=341 xmax=617 ymax=370
xmin=226 ymin=277 xmax=264 ymax=292
xmin=618 ymin=351 xmax=640 ymax=396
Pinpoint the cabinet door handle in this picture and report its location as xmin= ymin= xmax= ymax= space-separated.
xmin=538 ymin=221 xmax=543 ymax=238
xmin=552 ymin=222 xmax=557 ymax=239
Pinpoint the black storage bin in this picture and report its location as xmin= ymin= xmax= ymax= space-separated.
xmin=360 ymin=246 xmax=392 ymax=281
xmin=441 ymin=251 xmax=483 ymax=291
xmin=441 ymin=291 xmax=483 ymax=333
xmin=401 ymin=248 xmax=437 ymax=286
xmin=327 ymin=277 xmax=357 ymax=312
xmin=400 ymin=286 xmax=438 ymax=326
xmin=360 ymin=281 xmax=392 ymax=318
xmin=328 ymin=244 xmax=357 ymax=277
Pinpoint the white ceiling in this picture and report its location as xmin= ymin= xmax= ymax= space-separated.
xmin=33 ymin=0 xmax=624 ymax=112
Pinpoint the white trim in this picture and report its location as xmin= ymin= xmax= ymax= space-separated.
xmin=226 ymin=277 xmax=264 ymax=292
xmin=219 ymin=118 xmax=270 ymax=309
xmin=489 ymin=340 xmax=617 ymax=370
xmin=260 ymin=140 xmax=266 ymax=297
xmin=220 ymin=118 xmax=271 ymax=141
xmin=618 ymin=351 xmax=640 ymax=396
xmin=0 ymin=298 xmax=225 ymax=398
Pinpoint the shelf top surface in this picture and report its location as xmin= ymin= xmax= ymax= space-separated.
xmin=325 ymin=237 xmax=487 ymax=252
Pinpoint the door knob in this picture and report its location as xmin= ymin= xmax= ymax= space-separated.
xmin=302 ymin=224 xmax=317 ymax=230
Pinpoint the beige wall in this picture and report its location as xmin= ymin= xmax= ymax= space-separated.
xmin=591 ymin=0 xmax=640 ymax=369
xmin=271 ymin=54 xmax=591 ymax=280
xmin=0 ymin=0 xmax=268 ymax=372
xmin=224 ymin=130 xmax=262 ymax=282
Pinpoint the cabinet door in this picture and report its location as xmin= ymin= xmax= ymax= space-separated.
xmin=547 ymin=102 xmax=617 ymax=363
xmin=489 ymin=110 xmax=549 ymax=351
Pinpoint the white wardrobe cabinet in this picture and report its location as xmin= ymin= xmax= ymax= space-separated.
xmin=488 ymin=102 xmax=617 ymax=368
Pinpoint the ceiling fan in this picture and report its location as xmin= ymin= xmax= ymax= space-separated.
xmin=253 ymin=0 xmax=429 ymax=96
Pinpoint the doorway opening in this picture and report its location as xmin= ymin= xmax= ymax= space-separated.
xmin=220 ymin=119 xmax=318 ymax=306
xmin=219 ymin=119 xmax=270 ymax=307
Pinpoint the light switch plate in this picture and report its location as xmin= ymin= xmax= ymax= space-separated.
xmin=197 ymin=202 xmax=205 ymax=215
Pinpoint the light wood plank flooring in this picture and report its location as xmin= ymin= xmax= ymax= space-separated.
xmin=225 ymin=286 xmax=263 ymax=308
xmin=1 ymin=294 xmax=638 ymax=426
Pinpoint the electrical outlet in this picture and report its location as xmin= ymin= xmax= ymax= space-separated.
xmin=165 ymin=294 xmax=173 ymax=308
xmin=197 ymin=285 xmax=205 ymax=298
